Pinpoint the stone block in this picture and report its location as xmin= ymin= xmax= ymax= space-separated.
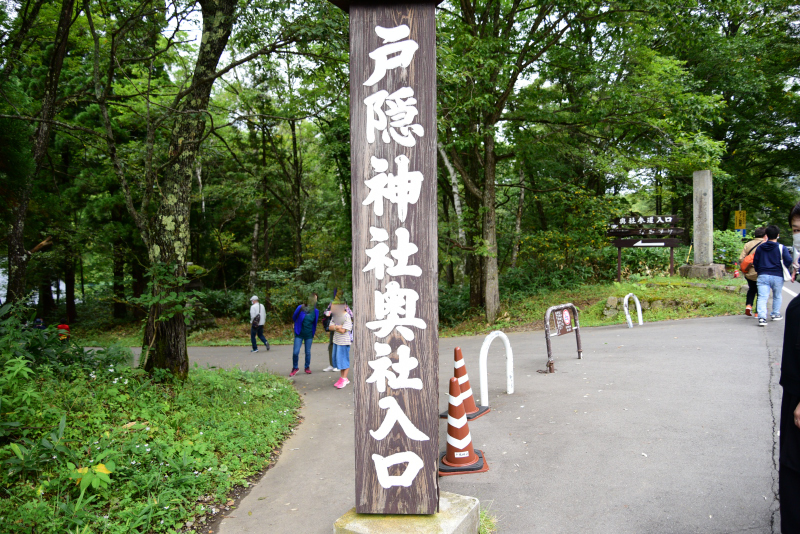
xmin=651 ymin=300 xmax=664 ymax=309
xmin=603 ymin=309 xmax=619 ymax=317
xmin=641 ymin=300 xmax=650 ymax=310
xmin=333 ymin=492 xmax=480 ymax=534
xmin=679 ymin=263 xmax=726 ymax=279
xmin=606 ymin=296 xmax=618 ymax=308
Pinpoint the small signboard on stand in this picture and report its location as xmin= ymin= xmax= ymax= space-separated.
xmin=735 ymin=210 xmax=746 ymax=238
xmin=608 ymin=215 xmax=684 ymax=281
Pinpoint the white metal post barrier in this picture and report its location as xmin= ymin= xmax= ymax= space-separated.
xmin=478 ymin=330 xmax=514 ymax=408
xmin=623 ymin=293 xmax=643 ymax=329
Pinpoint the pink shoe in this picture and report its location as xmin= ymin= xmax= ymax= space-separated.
xmin=305 ymin=368 xmax=312 ymax=374
xmin=334 ymin=378 xmax=345 ymax=389
xmin=289 ymin=368 xmax=299 ymax=377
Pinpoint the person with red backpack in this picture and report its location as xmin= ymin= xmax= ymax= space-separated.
xmin=753 ymin=225 xmax=793 ymax=326
xmin=740 ymin=227 xmax=767 ymax=317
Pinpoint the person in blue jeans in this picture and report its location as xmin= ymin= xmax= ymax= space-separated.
xmin=290 ymin=293 xmax=319 ymax=376
xmin=753 ymin=225 xmax=793 ymax=326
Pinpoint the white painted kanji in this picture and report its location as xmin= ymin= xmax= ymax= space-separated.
xmin=366 ymin=343 xmax=423 ymax=393
xmin=363 ymin=155 xmax=423 ymax=223
xmin=363 ymin=226 xmax=393 ymax=280
xmin=363 ymin=25 xmax=419 ymax=87
xmin=363 ymin=227 xmax=421 ymax=280
xmin=366 ymin=281 xmax=426 ymax=340
xmin=364 ymin=87 xmax=424 ymax=147
xmin=369 ymin=396 xmax=430 ymax=441
xmin=371 ymin=451 xmax=424 ymax=489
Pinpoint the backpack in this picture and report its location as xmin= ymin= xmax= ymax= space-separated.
xmin=740 ymin=242 xmax=761 ymax=274
xmin=251 ymin=304 xmax=264 ymax=328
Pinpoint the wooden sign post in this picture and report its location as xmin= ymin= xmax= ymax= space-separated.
xmin=330 ymin=0 xmax=440 ymax=515
xmin=608 ymin=215 xmax=684 ymax=281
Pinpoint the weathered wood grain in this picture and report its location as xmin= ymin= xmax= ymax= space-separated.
xmin=350 ymin=3 xmax=439 ymax=515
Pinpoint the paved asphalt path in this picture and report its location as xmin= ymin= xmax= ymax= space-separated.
xmin=156 ymin=281 xmax=799 ymax=534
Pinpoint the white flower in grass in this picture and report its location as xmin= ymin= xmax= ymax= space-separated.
xmin=131 ymin=460 xmax=136 ymax=465
xmin=199 ymin=432 xmax=203 ymax=435
xmin=124 ymin=379 xmax=128 ymax=385
xmin=146 ymin=448 xmax=150 ymax=452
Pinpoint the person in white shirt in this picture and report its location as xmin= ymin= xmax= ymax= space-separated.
xmin=328 ymin=299 xmax=352 ymax=389
xmin=249 ymin=296 xmax=270 ymax=352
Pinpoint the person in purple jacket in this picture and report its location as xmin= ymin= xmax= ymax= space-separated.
xmin=753 ymin=225 xmax=793 ymax=326
xmin=290 ymin=293 xmax=319 ymax=376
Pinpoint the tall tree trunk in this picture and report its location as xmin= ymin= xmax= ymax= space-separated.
xmin=64 ymin=253 xmax=76 ymax=323
xmin=39 ymin=278 xmax=55 ymax=320
xmin=130 ymin=257 xmax=147 ymax=320
xmin=6 ymin=0 xmax=77 ymax=304
xmin=262 ymin=192 xmax=272 ymax=309
xmin=113 ymin=239 xmax=126 ymax=319
xmin=248 ymin=215 xmax=260 ymax=292
xmin=438 ymin=143 xmax=465 ymax=244
xmin=510 ymin=167 xmax=526 ymax=269
xmin=482 ymin=136 xmax=500 ymax=323
xmin=140 ymin=0 xmax=237 ymax=378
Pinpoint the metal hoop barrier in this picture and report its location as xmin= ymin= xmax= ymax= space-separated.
xmin=544 ymin=303 xmax=583 ymax=373
xmin=477 ymin=331 xmax=514 ymax=408
xmin=623 ymin=293 xmax=643 ymax=329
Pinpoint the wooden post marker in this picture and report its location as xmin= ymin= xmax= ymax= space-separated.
xmin=331 ymin=0 xmax=441 ymax=515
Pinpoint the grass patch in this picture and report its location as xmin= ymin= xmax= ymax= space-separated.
xmin=440 ymin=276 xmax=746 ymax=338
xmin=479 ymin=508 xmax=498 ymax=533
xmin=2 ymin=358 xmax=301 ymax=533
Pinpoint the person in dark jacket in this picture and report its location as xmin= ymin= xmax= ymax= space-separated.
xmin=290 ymin=293 xmax=319 ymax=376
xmin=740 ymin=227 xmax=767 ymax=317
xmin=780 ymin=294 xmax=800 ymax=532
xmin=753 ymin=225 xmax=793 ymax=326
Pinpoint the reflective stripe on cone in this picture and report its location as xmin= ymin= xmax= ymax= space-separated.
xmin=439 ymin=376 xmax=490 ymax=476
xmin=442 ymin=377 xmax=478 ymax=467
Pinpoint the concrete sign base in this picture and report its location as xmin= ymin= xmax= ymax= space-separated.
xmin=678 ymin=263 xmax=726 ymax=279
xmin=333 ymin=492 xmax=479 ymax=534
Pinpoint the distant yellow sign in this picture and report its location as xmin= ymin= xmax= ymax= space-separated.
xmin=735 ymin=210 xmax=746 ymax=229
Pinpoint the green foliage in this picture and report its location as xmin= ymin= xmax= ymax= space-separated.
xmin=260 ymin=260 xmax=335 ymax=321
xmin=0 ymin=354 xmax=300 ymax=533
xmin=713 ymin=230 xmax=746 ymax=267
xmin=201 ymin=289 xmax=249 ymax=319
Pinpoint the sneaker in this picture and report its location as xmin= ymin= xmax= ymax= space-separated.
xmin=305 ymin=368 xmax=312 ymax=374
xmin=333 ymin=368 xmax=340 ymax=372
xmin=342 ymin=378 xmax=350 ymax=386
xmin=289 ymin=368 xmax=299 ymax=377
xmin=250 ymin=349 xmax=259 ymax=353
xmin=772 ymin=314 xmax=783 ymax=321
xmin=745 ymin=306 xmax=752 ymax=317
xmin=322 ymin=365 xmax=334 ymax=372
xmin=758 ymin=318 xmax=767 ymax=327
xmin=264 ymin=341 xmax=271 ymax=351
xmin=334 ymin=378 xmax=345 ymax=388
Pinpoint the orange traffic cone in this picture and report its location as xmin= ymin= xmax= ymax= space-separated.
xmin=440 ymin=347 xmax=490 ymax=420
xmin=439 ymin=377 xmax=489 ymax=476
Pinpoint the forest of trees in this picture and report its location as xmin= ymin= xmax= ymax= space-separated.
xmin=1 ymin=0 xmax=798 ymax=375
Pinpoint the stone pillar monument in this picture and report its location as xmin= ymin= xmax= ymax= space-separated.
xmin=679 ymin=170 xmax=726 ymax=279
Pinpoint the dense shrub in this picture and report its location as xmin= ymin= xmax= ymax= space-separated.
xmin=200 ymin=289 xmax=249 ymax=319
xmin=0 ymin=302 xmax=301 ymax=533
xmin=713 ymin=230 xmax=747 ymax=266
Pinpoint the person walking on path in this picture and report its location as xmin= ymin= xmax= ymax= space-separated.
xmin=328 ymin=297 xmax=352 ymax=389
xmin=740 ymin=227 xmax=767 ymax=317
xmin=249 ymin=295 xmax=270 ymax=352
xmin=753 ymin=225 xmax=793 ymax=326
xmin=290 ymin=293 xmax=319 ymax=377
xmin=321 ymin=299 xmax=337 ymax=372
